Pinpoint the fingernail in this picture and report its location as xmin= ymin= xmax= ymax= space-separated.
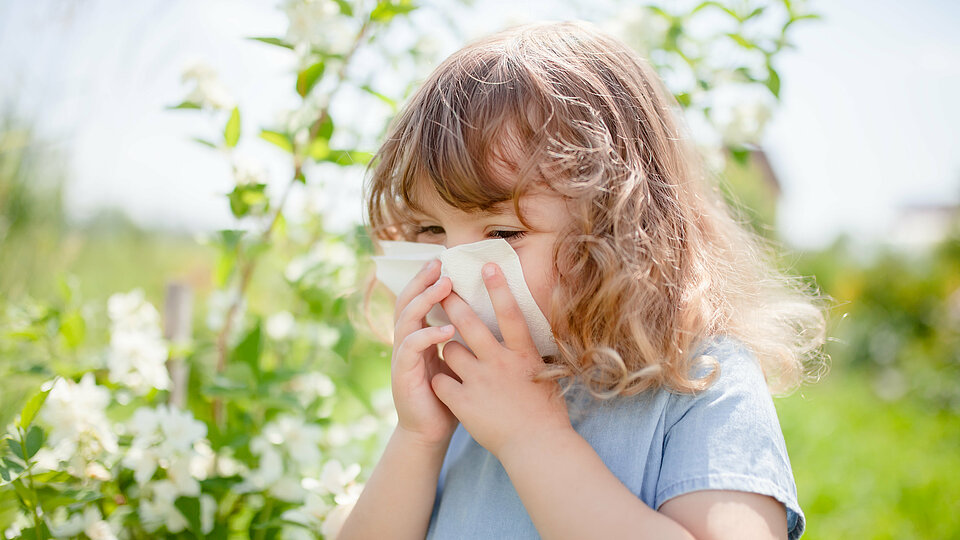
xmin=425 ymin=259 xmax=438 ymax=271
xmin=482 ymin=263 xmax=497 ymax=279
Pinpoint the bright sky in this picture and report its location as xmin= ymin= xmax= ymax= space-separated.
xmin=0 ymin=0 xmax=957 ymax=250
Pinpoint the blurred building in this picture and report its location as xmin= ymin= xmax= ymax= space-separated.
xmin=885 ymin=203 xmax=960 ymax=253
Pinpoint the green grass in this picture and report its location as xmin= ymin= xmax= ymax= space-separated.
xmin=776 ymin=372 xmax=960 ymax=539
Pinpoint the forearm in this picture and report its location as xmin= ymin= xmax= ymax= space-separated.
xmin=337 ymin=425 xmax=452 ymax=540
xmin=497 ymin=427 xmax=696 ymax=540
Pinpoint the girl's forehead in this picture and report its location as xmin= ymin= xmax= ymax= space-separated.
xmin=409 ymin=183 xmax=515 ymax=218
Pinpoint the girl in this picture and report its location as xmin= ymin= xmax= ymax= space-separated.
xmin=342 ymin=20 xmax=827 ymax=540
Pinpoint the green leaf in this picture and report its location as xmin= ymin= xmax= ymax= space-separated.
xmin=31 ymin=470 xmax=73 ymax=483
xmin=334 ymin=323 xmax=355 ymax=361
xmin=332 ymin=0 xmax=353 ymax=16
xmin=6 ymin=439 xmax=24 ymax=461
xmin=729 ymin=146 xmax=751 ymax=166
xmin=167 ymin=101 xmax=202 ymax=110
xmin=744 ymin=6 xmax=766 ymax=21
xmin=231 ymin=321 xmax=263 ymax=376
xmin=214 ymin=251 xmax=237 ymax=288
xmin=224 ymin=107 xmax=241 ymax=148
xmin=766 ymin=65 xmax=781 ymax=99
xmin=370 ymin=0 xmax=417 ymax=22
xmin=218 ymin=229 xmax=245 ymax=250
xmin=674 ymin=92 xmax=692 ymax=107
xmin=227 ymin=183 xmax=268 ymax=218
xmin=325 ymin=149 xmax=373 ymax=166
xmin=175 ymin=496 xmax=205 ymax=538
xmin=247 ymin=36 xmax=294 ymax=50
xmin=24 ymin=426 xmax=43 ymax=459
xmin=725 ymin=33 xmax=756 ymax=50
xmin=311 ymin=114 xmax=335 ymax=141
xmin=58 ymin=311 xmax=86 ymax=349
xmin=308 ymin=138 xmax=330 ymax=161
xmin=260 ymin=130 xmax=293 ymax=153
xmin=18 ymin=386 xmax=52 ymax=429
xmin=296 ymin=61 xmax=326 ymax=97
xmin=3 ymin=457 xmax=24 ymax=474
xmin=193 ymin=137 xmax=219 ymax=149
xmin=360 ymin=84 xmax=397 ymax=111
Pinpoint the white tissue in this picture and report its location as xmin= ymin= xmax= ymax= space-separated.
xmin=372 ymin=238 xmax=559 ymax=357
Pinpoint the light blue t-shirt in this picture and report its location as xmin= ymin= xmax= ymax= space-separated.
xmin=426 ymin=335 xmax=805 ymax=539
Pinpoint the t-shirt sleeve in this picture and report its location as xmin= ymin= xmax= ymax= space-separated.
xmin=656 ymin=338 xmax=805 ymax=540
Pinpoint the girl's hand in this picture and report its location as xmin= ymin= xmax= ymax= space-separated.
xmin=430 ymin=263 xmax=573 ymax=459
xmin=390 ymin=259 xmax=461 ymax=448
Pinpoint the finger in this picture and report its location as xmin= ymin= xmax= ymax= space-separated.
xmin=440 ymin=339 xmax=477 ymax=380
xmin=394 ymin=259 xmax=441 ymax=324
xmin=481 ymin=263 xmax=538 ymax=352
xmin=396 ymin=276 xmax=452 ymax=339
xmin=430 ymin=372 xmax=461 ymax=410
xmin=440 ymin=292 xmax=501 ymax=358
xmin=395 ymin=324 xmax=456 ymax=371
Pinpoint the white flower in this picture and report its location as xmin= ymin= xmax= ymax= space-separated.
xmin=181 ymin=59 xmax=235 ymax=110
xmin=140 ymin=480 xmax=188 ymax=533
xmin=47 ymin=506 xmax=116 ymax=540
xmin=139 ymin=481 xmax=215 ymax=534
xmin=348 ymin=415 xmax=379 ymax=440
xmin=281 ymin=0 xmax=353 ymax=54
xmin=370 ymin=387 xmax=394 ymax=416
xmin=266 ymin=310 xmax=296 ymax=340
xmin=290 ymin=371 xmax=336 ymax=406
xmin=40 ymin=374 xmax=118 ymax=465
xmin=603 ymin=5 xmax=670 ymax=57
xmin=201 ymin=493 xmax=217 ymax=534
xmin=318 ymin=459 xmax=361 ymax=497
xmin=107 ymin=289 xmax=161 ymax=335
xmin=241 ymin=442 xmax=284 ymax=490
xmin=123 ymin=405 xmax=208 ymax=491
xmin=106 ymin=289 xmax=171 ymax=394
xmin=108 ymin=330 xmax=171 ymax=394
xmin=281 ymin=491 xmax=332 ymax=538
xmin=232 ymin=154 xmax=267 ymax=186
xmin=191 ymin=440 xmax=216 ymax=479
xmin=4 ymin=512 xmax=30 ymax=539
xmin=165 ymin=454 xmax=202 ymax=497
xmin=324 ymin=424 xmax=350 ymax=447
xmin=269 ymin=473 xmax=308 ymax=503
xmin=263 ymin=415 xmax=323 ymax=468
xmin=85 ymin=461 xmax=113 ymax=481
xmin=720 ymin=101 xmax=772 ymax=146
xmin=157 ymin=406 xmax=208 ymax=454
xmin=284 ymin=239 xmax=358 ymax=290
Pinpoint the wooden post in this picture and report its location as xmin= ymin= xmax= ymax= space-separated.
xmin=164 ymin=281 xmax=193 ymax=409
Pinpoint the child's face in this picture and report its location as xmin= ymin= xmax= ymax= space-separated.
xmin=409 ymin=182 xmax=572 ymax=325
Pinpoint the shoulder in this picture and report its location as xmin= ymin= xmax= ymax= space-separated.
xmin=663 ymin=335 xmax=770 ymax=426
xmin=657 ymin=335 xmax=805 ymax=539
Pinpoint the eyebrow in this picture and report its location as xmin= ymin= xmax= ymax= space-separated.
xmin=409 ymin=202 xmax=516 ymax=218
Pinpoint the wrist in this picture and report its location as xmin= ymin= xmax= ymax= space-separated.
xmin=394 ymin=423 xmax=456 ymax=456
xmin=495 ymin=424 xmax=577 ymax=467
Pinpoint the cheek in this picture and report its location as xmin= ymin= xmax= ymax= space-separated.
xmin=517 ymin=255 xmax=557 ymax=316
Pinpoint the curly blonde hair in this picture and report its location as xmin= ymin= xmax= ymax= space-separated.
xmin=362 ymin=20 xmax=829 ymax=399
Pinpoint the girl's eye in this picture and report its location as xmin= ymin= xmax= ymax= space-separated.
xmin=491 ymin=230 xmax=527 ymax=241
xmin=416 ymin=226 xmax=444 ymax=236
xmin=414 ymin=226 xmax=526 ymax=241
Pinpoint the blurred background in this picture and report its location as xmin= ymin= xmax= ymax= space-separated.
xmin=0 ymin=0 xmax=957 ymax=538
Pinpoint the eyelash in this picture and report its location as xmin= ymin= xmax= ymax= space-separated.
xmin=415 ymin=226 xmax=527 ymax=241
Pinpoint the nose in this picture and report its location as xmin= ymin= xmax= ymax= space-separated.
xmin=443 ymin=232 xmax=485 ymax=250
